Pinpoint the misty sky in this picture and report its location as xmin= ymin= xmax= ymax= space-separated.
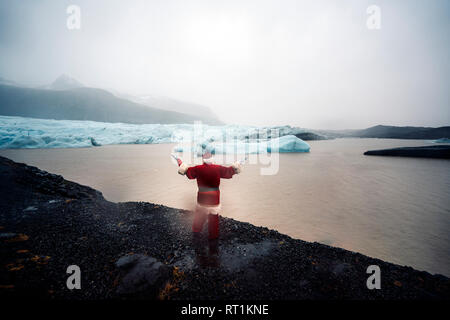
xmin=0 ymin=0 xmax=449 ymax=129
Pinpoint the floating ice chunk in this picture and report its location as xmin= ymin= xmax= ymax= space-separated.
xmin=267 ymin=135 xmax=310 ymax=153
xmin=214 ymin=135 xmax=310 ymax=154
xmin=432 ymin=138 xmax=450 ymax=143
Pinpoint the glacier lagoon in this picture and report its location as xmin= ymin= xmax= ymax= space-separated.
xmin=0 ymin=115 xmax=310 ymax=153
xmin=2 ymin=117 xmax=448 ymax=277
xmin=1 ymin=139 xmax=449 ymax=277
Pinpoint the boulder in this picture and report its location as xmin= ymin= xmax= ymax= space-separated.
xmin=115 ymin=254 xmax=171 ymax=296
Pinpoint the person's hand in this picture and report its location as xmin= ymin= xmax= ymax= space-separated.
xmin=171 ymin=153 xmax=183 ymax=166
xmin=232 ymin=161 xmax=242 ymax=174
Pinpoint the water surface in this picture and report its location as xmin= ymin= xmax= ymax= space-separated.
xmin=1 ymin=138 xmax=449 ymax=276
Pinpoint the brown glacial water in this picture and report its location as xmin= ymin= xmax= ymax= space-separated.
xmin=1 ymin=138 xmax=449 ymax=276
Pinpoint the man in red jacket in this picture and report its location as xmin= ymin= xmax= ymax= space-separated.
xmin=174 ymin=150 xmax=241 ymax=241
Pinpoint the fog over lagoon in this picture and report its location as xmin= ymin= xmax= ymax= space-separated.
xmin=0 ymin=0 xmax=449 ymax=129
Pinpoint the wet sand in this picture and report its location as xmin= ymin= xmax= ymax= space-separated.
xmin=1 ymin=138 xmax=449 ymax=276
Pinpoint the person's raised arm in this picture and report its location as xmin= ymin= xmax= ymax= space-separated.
xmin=172 ymin=154 xmax=197 ymax=179
xmin=220 ymin=161 xmax=242 ymax=179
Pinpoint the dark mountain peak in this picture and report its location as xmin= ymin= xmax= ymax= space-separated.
xmin=49 ymin=74 xmax=84 ymax=90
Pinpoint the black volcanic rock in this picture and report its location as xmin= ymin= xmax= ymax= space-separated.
xmin=115 ymin=254 xmax=171 ymax=296
xmin=364 ymin=145 xmax=450 ymax=159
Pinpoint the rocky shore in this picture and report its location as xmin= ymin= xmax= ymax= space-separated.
xmin=364 ymin=145 xmax=450 ymax=159
xmin=0 ymin=155 xmax=448 ymax=300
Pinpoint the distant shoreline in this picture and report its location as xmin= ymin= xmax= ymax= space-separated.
xmin=364 ymin=145 xmax=450 ymax=159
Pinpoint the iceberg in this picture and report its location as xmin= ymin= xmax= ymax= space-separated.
xmin=268 ymin=135 xmax=311 ymax=153
xmin=0 ymin=115 xmax=311 ymax=153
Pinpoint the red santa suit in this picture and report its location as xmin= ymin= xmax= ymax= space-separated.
xmin=177 ymin=157 xmax=241 ymax=239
